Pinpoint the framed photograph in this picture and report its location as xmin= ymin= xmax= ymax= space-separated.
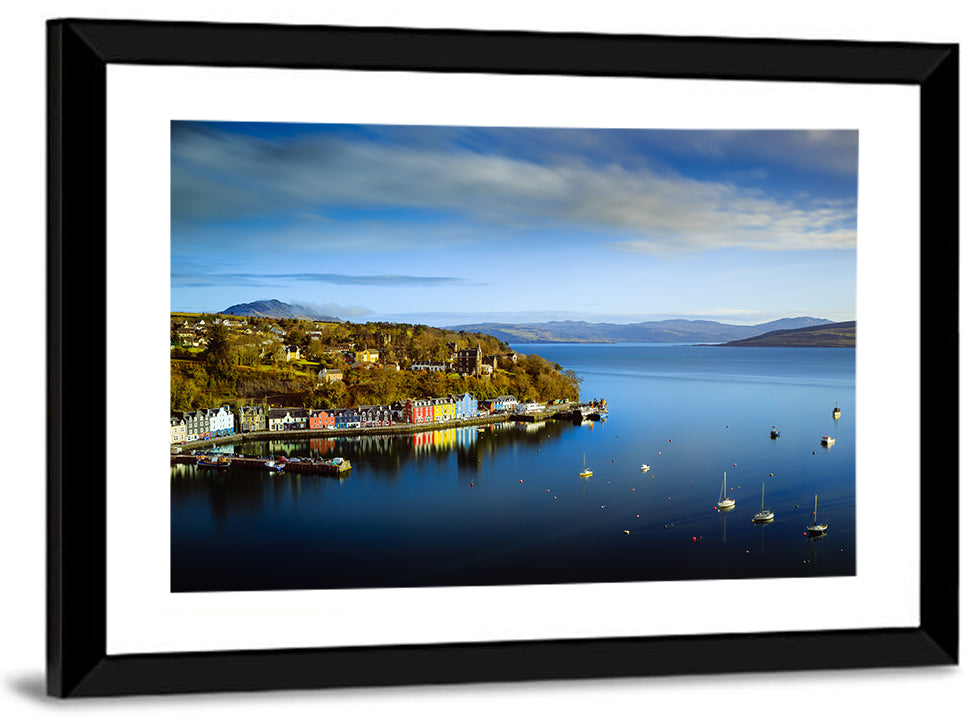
xmin=48 ymin=19 xmax=957 ymax=697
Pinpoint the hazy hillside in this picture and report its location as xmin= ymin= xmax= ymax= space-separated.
xmin=447 ymin=317 xmax=832 ymax=344
xmin=718 ymin=320 xmax=856 ymax=347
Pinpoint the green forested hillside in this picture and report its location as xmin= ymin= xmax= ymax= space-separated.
xmin=170 ymin=315 xmax=581 ymax=412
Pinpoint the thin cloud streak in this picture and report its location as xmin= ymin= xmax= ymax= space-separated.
xmin=171 ymin=271 xmax=471 ymax=288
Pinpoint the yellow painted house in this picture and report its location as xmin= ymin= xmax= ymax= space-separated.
xmin=358 ymin=348 xmax=379 ymax=363
xmin=317 ymin=368 xmax=344 ymax=383
xmin=432 ymin=396 xmax=457 ymax=422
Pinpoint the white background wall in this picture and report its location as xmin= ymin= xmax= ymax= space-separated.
xmin=2 ymin=1 xmax=961 ymax=719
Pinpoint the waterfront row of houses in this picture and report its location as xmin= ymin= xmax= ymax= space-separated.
xmin=170 ymin=394 xmax=524 ymax=445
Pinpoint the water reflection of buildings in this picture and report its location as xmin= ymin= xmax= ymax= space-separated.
xmin=518 ymin=421 xmax=547 ymax=434
xmin=412 ymin=426 xmax=478 ymax=453
xmin=309 ymin=437 xmax=337 ymax=456
xmin=338 ymin=434 xmax=400 ymax=456
xmin=266 ymin=439 xmax=306 ymax=456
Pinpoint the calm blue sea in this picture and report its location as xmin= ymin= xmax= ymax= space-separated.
xmin=171 ymin=343 xmax=855 ymax=591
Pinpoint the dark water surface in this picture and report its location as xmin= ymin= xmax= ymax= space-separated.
xmin=171 ymin=344 xmax=855 ymax=592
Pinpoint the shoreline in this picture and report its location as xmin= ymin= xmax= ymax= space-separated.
xmin=174 ymin=404 xmax=578 ymax=451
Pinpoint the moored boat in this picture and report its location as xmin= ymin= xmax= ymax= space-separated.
xmin=752 ymin=480 xmax=774 ymax=523
xmin=770 ymin=427 xmax=780 ymax=439
xmin=820 ymin=435 xmax=835 ymax=446
xmin=717 ymin=471 xmax=735 ymax=510
xmin=579 ymin=453 xmax=593 ymax=478
xmin=806 ymin=494 xmax=828 ymax=535
xmin=197 ymin=455 xmax=231 ymax=469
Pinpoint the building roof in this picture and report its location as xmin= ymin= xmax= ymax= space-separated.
xmin=268 ymin=407 xmax=306 ymax=418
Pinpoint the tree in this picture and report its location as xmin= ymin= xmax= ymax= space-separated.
xmin=285 ymin=328 xmax=306 ymax=348
xmin=233 ymin=337 xmax=261 ymax=367
xmin=204 ymin=324 xmax=232 ymax=371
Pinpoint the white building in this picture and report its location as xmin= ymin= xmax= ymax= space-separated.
xmin=208 ymin=405 xmax=235 ymax=437
xmin=514 ymin=402 xmax=546 ymax=415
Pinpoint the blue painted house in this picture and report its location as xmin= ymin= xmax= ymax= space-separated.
xmin=333 ymin=408 xmax=361 ymax=429
xmin=454 ymin=392 xmax=478 ymax=419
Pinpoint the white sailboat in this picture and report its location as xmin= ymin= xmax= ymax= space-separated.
xmin=806 ymin=494 xmax=828 ymax=535
xmin=640 ymin=463 xmax=650 ymax=472
xmin=579 ymin=453 xmax=593 ymax=478
xmin=752 ymin=480 xmax=774 ymax=523
xmin=717 ymin=471 xmax=735 ymax=510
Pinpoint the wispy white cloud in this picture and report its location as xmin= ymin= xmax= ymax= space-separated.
xmin=648 ymin=129 xmax=859 ymax=175
xmin=289 ymin=301 xmax=372 ymax=319
xmin=172 ymin=124 xmax=857 ymax=257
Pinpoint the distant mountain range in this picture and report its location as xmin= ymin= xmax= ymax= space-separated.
xmin=717 ymin=320 xmax=855 ymax=347
xmin=213 ymin=302 xmax=853 ymax=347
xmin=445 ymin=317 xmax=836 ymax=344
xmin=219 ymin=299 xmax=341 ymax=321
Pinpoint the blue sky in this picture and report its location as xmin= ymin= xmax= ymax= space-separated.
xmin=171 ymin=121 xmax=857 ymax=326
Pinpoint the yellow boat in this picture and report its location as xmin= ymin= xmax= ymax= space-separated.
xmin=579 ymin=453 xmax=593 ymax=478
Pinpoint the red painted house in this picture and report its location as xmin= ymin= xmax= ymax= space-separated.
xmin=403 ymin=398 xmax=434 ymax=424
xmin=308 ymin=409 xmax=336 ymax=430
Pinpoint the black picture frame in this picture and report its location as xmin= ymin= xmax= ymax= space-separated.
xmin=47 ymin=18 xmax=958 ymax=698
